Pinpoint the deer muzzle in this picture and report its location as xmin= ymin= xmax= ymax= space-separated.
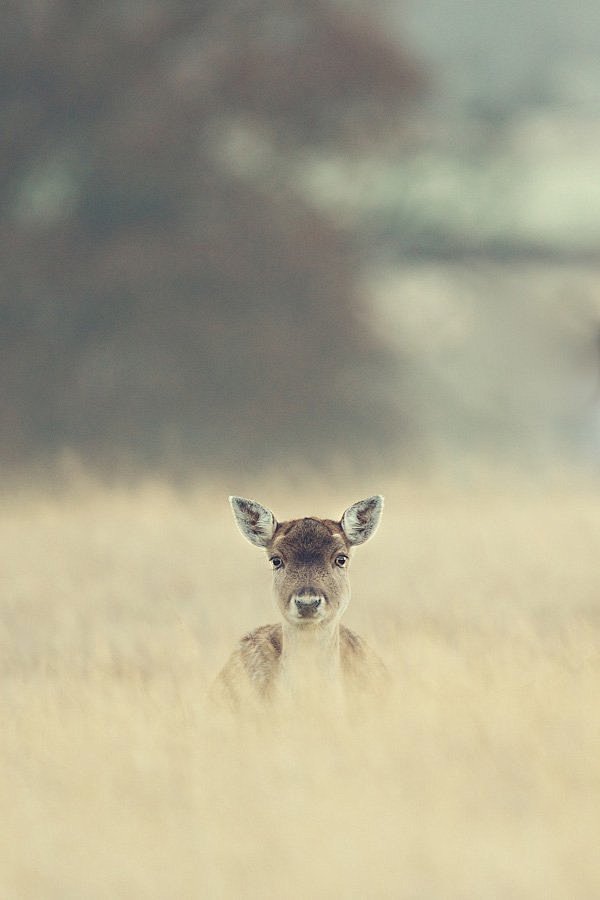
xmin=293 ymin=593 xmax=324 ymax=618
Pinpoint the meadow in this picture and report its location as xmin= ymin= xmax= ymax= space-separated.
xmin=2 ymin=471 xmax=599 ymax=898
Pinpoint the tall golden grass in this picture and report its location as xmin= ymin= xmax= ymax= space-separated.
xmin=2 ymin=473 xmax=599 ymax=898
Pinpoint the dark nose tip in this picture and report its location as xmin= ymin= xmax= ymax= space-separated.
xmin=294 ymin=596 xmax=322 ymax=612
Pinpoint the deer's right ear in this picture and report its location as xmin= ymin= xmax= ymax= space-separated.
xmin=229 ymin=497 xmax=277 ymax=548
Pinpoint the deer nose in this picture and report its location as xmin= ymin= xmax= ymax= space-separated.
xmin=294 ymin=595 xmax=323 ymax=615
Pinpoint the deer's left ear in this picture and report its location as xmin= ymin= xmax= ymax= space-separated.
xmin=341 ymin=495 xmax=384 ymax=546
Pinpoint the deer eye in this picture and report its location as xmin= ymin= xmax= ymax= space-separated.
xmin=270 ymin=556 xmax=284 ymax=570
xmin=335 ymin=554 xmax=348 ymax=568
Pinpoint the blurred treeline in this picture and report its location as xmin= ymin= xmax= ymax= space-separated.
xmin=1 ymin=0 xmax=423 ymax=474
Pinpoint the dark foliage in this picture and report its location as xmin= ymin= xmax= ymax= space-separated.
xmin=1 ymin=0 xmax=423 ymax=473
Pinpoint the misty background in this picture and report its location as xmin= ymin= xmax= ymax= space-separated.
xmin=3 ymin=0 xmax=600 ymax=478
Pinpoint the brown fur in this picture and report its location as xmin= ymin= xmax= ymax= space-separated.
xmin=213 ymin=622 xmax=387 ymax=709
xmin=213 ymin=497 xmax=387 ymax=711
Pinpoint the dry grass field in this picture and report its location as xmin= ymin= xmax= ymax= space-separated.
xmin=2 ymin=471 xmax=600 ymax=899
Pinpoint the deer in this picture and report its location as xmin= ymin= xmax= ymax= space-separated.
xmin=212 ymin=495 xmax=387 ymax=711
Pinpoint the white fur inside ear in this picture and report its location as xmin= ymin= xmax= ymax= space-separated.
xmin=341 ymin=495 xmax=384 ymax=546
xmin=229 ymin=496 xmax=277 ymax=548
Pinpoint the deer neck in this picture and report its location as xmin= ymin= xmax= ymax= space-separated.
xmin=279 ymin=619 xmax=341 ymax=691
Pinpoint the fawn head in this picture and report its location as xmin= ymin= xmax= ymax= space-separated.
xmin=229 ymin=496 xmax=383 ymax=627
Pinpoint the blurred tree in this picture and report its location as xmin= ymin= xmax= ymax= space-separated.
xmin=0 ymin=0 xmax=423 ymax=473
